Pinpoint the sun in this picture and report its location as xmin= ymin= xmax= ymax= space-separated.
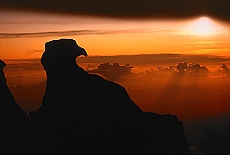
xmin=188 ymin=17 xmax=219 ymax=35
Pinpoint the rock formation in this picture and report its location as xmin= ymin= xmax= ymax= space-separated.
xmin=0 ymin=39 xmax=191 ymax=154
xmin=0 ymin=60 xmax=31 ymax=154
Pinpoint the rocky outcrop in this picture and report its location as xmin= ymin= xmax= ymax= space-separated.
xmin=0 ymin=60 xmax=31 ymax=154
xmin=0 ymin=39 xmax=191 ymax=154
xmin=30 ymin=39 xmax=191 ymax=154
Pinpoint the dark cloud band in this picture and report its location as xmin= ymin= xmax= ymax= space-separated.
xmin=0 ymin=0 xmax=229 ymax=22
xmin=0 ymin=29 xmax=148 ymax=38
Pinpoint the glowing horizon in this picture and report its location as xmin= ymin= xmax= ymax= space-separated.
xmin=0 ymin=10 xmax=229 ymax=59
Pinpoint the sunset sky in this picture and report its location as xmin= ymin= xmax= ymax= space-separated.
xmin=1 ymin=0 xmax=229 ymax=116
xmin=0 ymin=1 xmax=229 ymax=59
xmin=0 ymin=0 xmax=230 ymax=118
xmin=0 ymin=1 xmax=230 ymax=153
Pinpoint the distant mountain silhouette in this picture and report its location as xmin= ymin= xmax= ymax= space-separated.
xmin=0 ymin=39 xmax=191 ymax=154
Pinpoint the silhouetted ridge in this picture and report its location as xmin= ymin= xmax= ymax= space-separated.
xmin=0 ymin=59 xmax=31 ymax=154
xmin=0 ymin=39 xmax=191 ymax=154
xmin=30 ymin=39 xmax=191 ymax=154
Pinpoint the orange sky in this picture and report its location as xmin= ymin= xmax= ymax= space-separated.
xmin=4 ymin=57 xmax=230 ymax=121
xmin=0 ymin=9 xmax=229 ymax=59
xmin=1 ymin=9 xmax=229 ymax=117
xmin=1 ymin=4 xmax=230 ymax=153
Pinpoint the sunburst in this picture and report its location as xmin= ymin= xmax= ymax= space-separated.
xmin=188 ymin=17 xmax=219 ymax=35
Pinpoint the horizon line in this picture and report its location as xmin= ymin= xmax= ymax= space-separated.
xmin=2 ymin=53 xmax=230 ymax=61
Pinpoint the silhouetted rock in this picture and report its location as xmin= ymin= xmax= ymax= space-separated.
xmin=30 ymin=39 xmax=191 ymax=154
xmin=0 ymin=39 xmax=191 ymax=154
xmin=0 ymin=59 xmax=31 ymax=155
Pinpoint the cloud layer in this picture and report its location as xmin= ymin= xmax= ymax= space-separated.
xmin=0 ymin=29 xmax=146 ymax=38
xmin=0 ymin=0 xmax=229 ymax=21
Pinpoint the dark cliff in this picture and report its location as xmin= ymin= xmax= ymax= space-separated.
xmin=0 ymin=60 xmax=31 ymax=154
xmin=0 ymin=39 xmax=191 ymax=154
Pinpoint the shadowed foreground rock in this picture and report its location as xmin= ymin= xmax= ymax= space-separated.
xmin=0 ymin=60 xmax=31 ymax=154
xmin=0 ymin=39 xmax=191 ymax=154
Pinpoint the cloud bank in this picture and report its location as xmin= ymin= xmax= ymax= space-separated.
xmin=0 ymin=0 xmax=229 ymax=22
xmin=0 ymin=29 xmax=147 ymax=39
